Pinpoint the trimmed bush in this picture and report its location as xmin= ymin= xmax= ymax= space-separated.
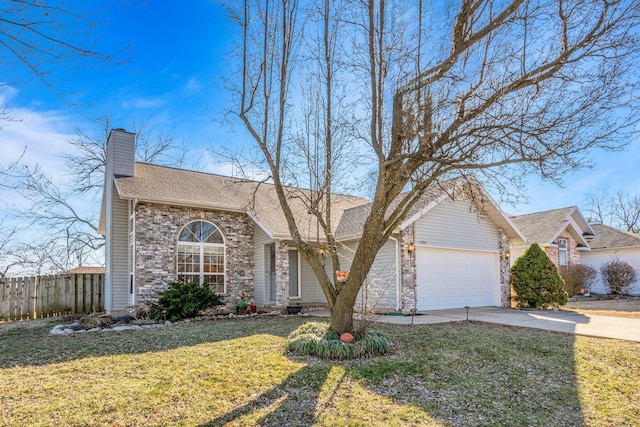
xmin=600 ymin=259 xmax=637 ymax=295
xmin=286 ymin=322 xmax=391 ymax=359
xmin=150 ymin=281 xmax=225 ymax=322
xmin=511 ymin=243 xmax=568 ymax=309
xmin=559 ymin=264 xmax=598 ymax=296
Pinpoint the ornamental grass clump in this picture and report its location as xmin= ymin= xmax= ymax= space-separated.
xmin=286 ymin=322 xmax=391 ymax=360
xmin=511 ymin=243 xmax=568 ymax=309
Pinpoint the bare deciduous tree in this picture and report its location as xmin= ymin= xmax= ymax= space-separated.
xmin=585 ymin=188 xmax=640 ymax=233
xmin=228 ymin=0 xmax=640 ymax=333
xmin=4 ymin=117 xmax=187 ymax=274
xmin=0 ymin=0 xmax=127 ymax=102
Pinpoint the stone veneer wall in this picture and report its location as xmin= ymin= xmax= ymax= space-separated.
xmin=544 ymin=230 xmax=581 ymax=267
xmin=400 ymin=225 xmax=417 ymax=312
xmin=498 ymin=227 xmax=511 ymax=307
xmin=134 ymin=203 xmax=255 ymax=306
xmin=274 ymin=241 xmax=290 ymax=309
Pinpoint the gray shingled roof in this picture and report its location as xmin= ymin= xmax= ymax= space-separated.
xmin=510 ymin=207 xmax=578 ymax=245
xmin=587 ymin=223 xmax=640 ymax=249
xmin=114 ymin=163 xmax=368 ymax=240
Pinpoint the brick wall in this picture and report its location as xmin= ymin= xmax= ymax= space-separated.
xmin=544 ymin=231 xmax=580 ymax=267
xmin=498 ymin=227 xmax=511 ymax=307
xmin=134 ymin=203 xmax=255 ymax=306
xmin=274 ymin=241 xmax=290 ymax=309
xmin=400 ymin=225 xmax=417 ymax=312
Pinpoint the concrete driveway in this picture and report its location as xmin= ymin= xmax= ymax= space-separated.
xmin=310 ymin=307 xmax=640 ymax=342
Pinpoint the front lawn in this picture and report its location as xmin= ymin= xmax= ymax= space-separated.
xmin=1 ymin=316 xmax=638 ymax=426
xmin=563 ymin=296 xmax=640 ymax=319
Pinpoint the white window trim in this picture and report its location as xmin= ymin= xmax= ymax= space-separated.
xmin=176 ymin=221 xmax=226 ymax=293
xmin=128 ymin=201 xmax=135 ymax=305
xmin=558 ymin=238 xmax=568 ymax=266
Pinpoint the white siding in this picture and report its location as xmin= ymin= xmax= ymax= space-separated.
xmin=109 ymin=193 xmax=130 ymax=310
xmin=414 ymin=199 xmax=499 ymax=251
xmin=581 ymin=249 xmax=640 ymax=295
xmin=108 ymin=129 xmax=135 ymax=177
xmin=510 ymin=246 xmax=528 ymax=264
xmin=337 ymin=240 xmax=399 ymax=311
xmin=252 ymin=225 xmax=274 ymax=306
xmin=298 ymin=257 xmax=328 ymax=304
xmin=104 ymin=129 xmax=135 ymax=312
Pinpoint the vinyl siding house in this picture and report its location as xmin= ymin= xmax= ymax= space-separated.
xmin=100 ymin=129 xmax=524 ymax=314
xmin=510 ymin=207 xmax=597 ymax=268
xmin=509 ymin=207 xmax=640 ymax=295
xmin=581 ymin=223 xmax=640 ymax=294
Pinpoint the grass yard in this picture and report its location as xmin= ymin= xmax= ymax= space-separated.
xmin=563 ymin=296 xmax=640 ymax=319
xmin=1 ymin=316 xmax=639 ymax=426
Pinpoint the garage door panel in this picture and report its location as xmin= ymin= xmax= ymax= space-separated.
xmin=416 ymin=247 xmax=499 ymax=310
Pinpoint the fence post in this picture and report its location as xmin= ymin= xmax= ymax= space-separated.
xmin=0 ymin=272 xmax=105 ymax=321
xmin=0 ymin=277 xmax=6 ymax=321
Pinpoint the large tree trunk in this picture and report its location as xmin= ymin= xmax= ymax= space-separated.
xmin=329 ymin=279 xmax=362 ymax=333
xmin=330 ymin=299 xmax=355 ymax=334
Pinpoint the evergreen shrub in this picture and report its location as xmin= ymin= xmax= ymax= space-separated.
xmin=511 ymin=243 xmax=568 ymax=308
xmin=150 ymin=281 xmax=225 ymax=322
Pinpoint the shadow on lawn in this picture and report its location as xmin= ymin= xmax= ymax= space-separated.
xmin=1 ymin=318 xmax=591 ymax=426
xmin=366 ymin=322 xmax=587 ymax=426
xmin=199 ymin=322 xmax=587 ymax=427
xmin=0 ymin=316 xmax=309 ymax=368
xmin=199 ymin=363 xmax=335 ymax=426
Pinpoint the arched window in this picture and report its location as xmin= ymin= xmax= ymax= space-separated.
xmin=177 ymin=221 xmax=225 ymax=293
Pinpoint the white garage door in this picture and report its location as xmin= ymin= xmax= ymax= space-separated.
xmin=416 ymin=247 xmax=500 ymax=310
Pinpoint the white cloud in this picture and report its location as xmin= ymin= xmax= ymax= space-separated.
xmin=184 ymin=77 xmax=203 ymax=92
xmin=0 ymin=84 xmax=19 ymax=106
xmin=0 ymin=110 xmax=75 ymax=177
xmin=0 ymin=92 xmax=79 ymax=229
xmin=122 ymin=97 xmax=167 ymax=109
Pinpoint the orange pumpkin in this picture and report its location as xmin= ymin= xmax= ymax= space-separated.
xmin=340 ymin=332 xmax=354 ymax=343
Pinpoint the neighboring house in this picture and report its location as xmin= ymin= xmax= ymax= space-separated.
xmin=64 ymin=267 xmax=105 ymax=275
xmin=510 ymin=207 xmax=640 ymax=295
xmin=510 ymin=207 xmax=596 ymax=268
xmin=581 ymin=223 xmax=640 ymax=294
xmin=100 ymin=129 xmax=524 ymax=314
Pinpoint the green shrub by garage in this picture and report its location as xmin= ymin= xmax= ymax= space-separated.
xmin=511 ymin=243 xmax=568 ymax=309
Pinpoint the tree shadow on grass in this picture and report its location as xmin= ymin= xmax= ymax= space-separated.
xmin=0 ymin=316 xmax=309 ymax=368
xmin=357 ymin=321 xmax=587 ymax=426
xmin=199 ymin=363 xmax=336 ymax=427
xmin=3 ymin=318 xmax=631 ymax=425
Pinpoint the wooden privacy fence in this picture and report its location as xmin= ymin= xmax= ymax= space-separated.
xmin=0 ymin=273 xmax=104 ymax=322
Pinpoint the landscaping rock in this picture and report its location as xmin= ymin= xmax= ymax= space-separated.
xmin=49 ymin=317 xmax=167 ymax=336
xmin=49 ymin=325 xmax=74 ymax=336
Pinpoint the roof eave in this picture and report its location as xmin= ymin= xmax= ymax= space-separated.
xmin=588 ymin=245 xmax=640 ymax=251
xmin=117 ymin=193 xmax=247 ymax=214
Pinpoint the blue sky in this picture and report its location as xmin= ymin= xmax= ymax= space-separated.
xmin=1 ymin=0 xmax=639 ymax=218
